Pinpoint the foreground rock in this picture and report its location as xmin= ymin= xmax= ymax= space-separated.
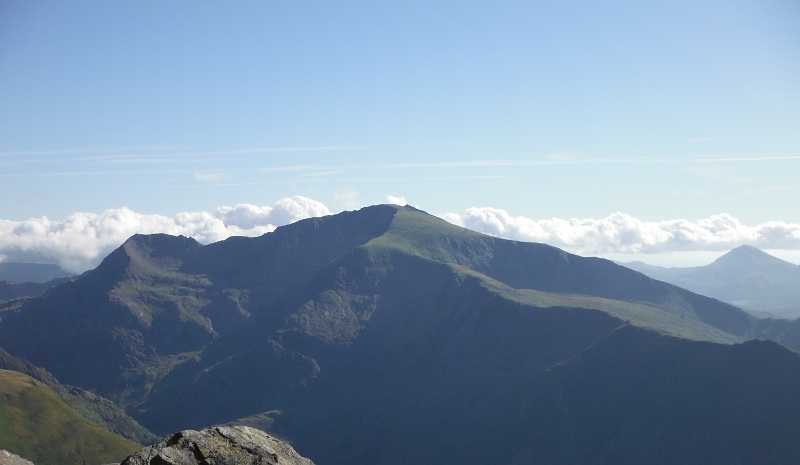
xmin=120 ymin=426 xmax=314 ymax=465
xmin=0 ymin=451 xmax=33 ymax=465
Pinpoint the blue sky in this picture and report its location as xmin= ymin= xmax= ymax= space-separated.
xmin=1 ymin=1 xmax=799 ymax=268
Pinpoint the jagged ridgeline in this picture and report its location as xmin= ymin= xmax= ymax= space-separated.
xmin=3 ymin=205 xmax=800 ymax=464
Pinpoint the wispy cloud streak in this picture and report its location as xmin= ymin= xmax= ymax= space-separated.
xmin=3 ymin=148 xmax=799 ymax=181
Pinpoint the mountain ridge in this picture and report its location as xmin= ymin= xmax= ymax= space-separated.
xmin=3 ymin=205 xmax=800 ymax=464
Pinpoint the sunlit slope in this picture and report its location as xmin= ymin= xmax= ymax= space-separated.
xmin=461 ymin=267 xmax=740 ymax=344
xmin=0 ymin=346 xmax=156 ymax=445
xmin=365 ymin=206 xmax=754 ymax=342
xmin=0 ymin=369 xmax=141 ymax=465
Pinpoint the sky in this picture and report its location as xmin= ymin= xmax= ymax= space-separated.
xmin=1 ymin=0 xmax=800 ymax=271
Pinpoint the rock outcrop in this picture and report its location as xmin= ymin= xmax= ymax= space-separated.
xmin=0 ymin=450 xmax=34 ymax=465
xmin=120 ymin=426 xmax=314 ymax=465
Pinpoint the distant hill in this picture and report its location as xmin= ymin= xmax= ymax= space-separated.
xmin=0 ymin=263 xmax=74 ymax=303
xmin=0 ymin=263 xmax=73 ymax=283
xmin=0 ymin=278 xmax=72 ymax=303
xmin=4 ymin=205 xmax=800 ymax=464
xmin=619 ymin=246 xmax=800 ymax=317
xmin=0 ymin=369 xmax=141 ymax=465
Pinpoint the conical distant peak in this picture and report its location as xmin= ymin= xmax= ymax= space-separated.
xmin=713 ymin=245 xmax=789 ymax=268
xmin=729 ymin=244 xmax=764 ymax=253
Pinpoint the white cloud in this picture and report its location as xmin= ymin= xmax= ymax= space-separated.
xmin=440 ymin=212 xmax=464 ymax=227
xmin=386 ymin=195 xmax=407 ymax=206
xmin=333 ymin=188 xmax=360 ymax=209
xmin=4 ymin=198 xmax=799 ymax=275
xmin=442 ymin=207 xmax=800 ymax=255
xmin=0 ymin=196 xmax=330 ymax=273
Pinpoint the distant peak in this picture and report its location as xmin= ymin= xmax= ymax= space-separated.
xmin=121 ymin=234 xmax=203 ymax=264
xmin=729 ymin=244 xmax=762 ymax=253
xmin=122 ymin=233 xmax=201 ymax=252
xmin=713 ymin=245 xmax=790 ymax=267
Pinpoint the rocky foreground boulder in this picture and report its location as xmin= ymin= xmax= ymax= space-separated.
xmin=0 ymin=450 xmax=33 ymax=465
xmin=120 ymin=426 xmax=314 ymax=465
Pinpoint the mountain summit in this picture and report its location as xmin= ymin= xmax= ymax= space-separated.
xmin=3 ymin=205 xmax=800 ymax=464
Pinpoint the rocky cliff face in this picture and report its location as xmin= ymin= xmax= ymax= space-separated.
xmin=120 ymin=426 xmax=314 ymax=465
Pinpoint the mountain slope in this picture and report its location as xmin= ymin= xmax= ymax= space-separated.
xmin=0 ymin=369 xmax=141 ymax=465
xmin=620 ymin=246 xmax=800 ymax=317
xmin=2 ymin=205 xmax=800 ymax=464
xmin=0 ymin=347 xmax=156 ymax=445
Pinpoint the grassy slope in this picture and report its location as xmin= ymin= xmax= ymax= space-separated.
xmin=365 ymin=206 xmax=744 ymax=344
xmin=462 ymin=267 xmax=741 ymax=344
xmin=0 ymin=370 xmax=141 ymax=465
xmin=0 ymin=346 xmax=156 ymax=445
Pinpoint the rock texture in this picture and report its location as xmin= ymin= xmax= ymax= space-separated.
xmin=120 ymin=426 xmax=314 ymax=465
xmin=0 ymin=450 xmax=33 ymax=465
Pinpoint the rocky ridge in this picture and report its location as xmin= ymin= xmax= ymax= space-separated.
xmin=120 ymin=426 xmax=314 ymax=465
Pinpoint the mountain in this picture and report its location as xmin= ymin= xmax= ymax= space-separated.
xmin=0 ymin=264 xmax=72 ymax=283
xmin=0 ymin=369 xmax=141 ymax=465
xmin=3 ymin=205 xmax=800 ymax=464
xmin=620 ymin=245 xmax=800 ymax=317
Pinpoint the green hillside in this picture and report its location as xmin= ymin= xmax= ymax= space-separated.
xmin=0 ymin=346 xmax=156 ymax=445
xmin=0 ymin=369 xmax=141 ymax=465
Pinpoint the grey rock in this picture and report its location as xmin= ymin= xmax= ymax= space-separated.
xmin=0 ymin=450 xmax=34 ymax=465
xmin=120 ymin=426 xmax=314 ymax=465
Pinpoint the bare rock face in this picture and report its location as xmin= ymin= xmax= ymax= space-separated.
xmin=120 ymin=426 xmax=314 ymax=465
xmin=0 ymin=450 xmax=34 ymax=465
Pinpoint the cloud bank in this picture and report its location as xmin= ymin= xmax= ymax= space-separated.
xmin=443 ymin=208 xmax=800 ymax=255
xmin=0 ymin=196 xmax=330 ymax=273
xmin=3 ymin=197 xmax=799 ymax=274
